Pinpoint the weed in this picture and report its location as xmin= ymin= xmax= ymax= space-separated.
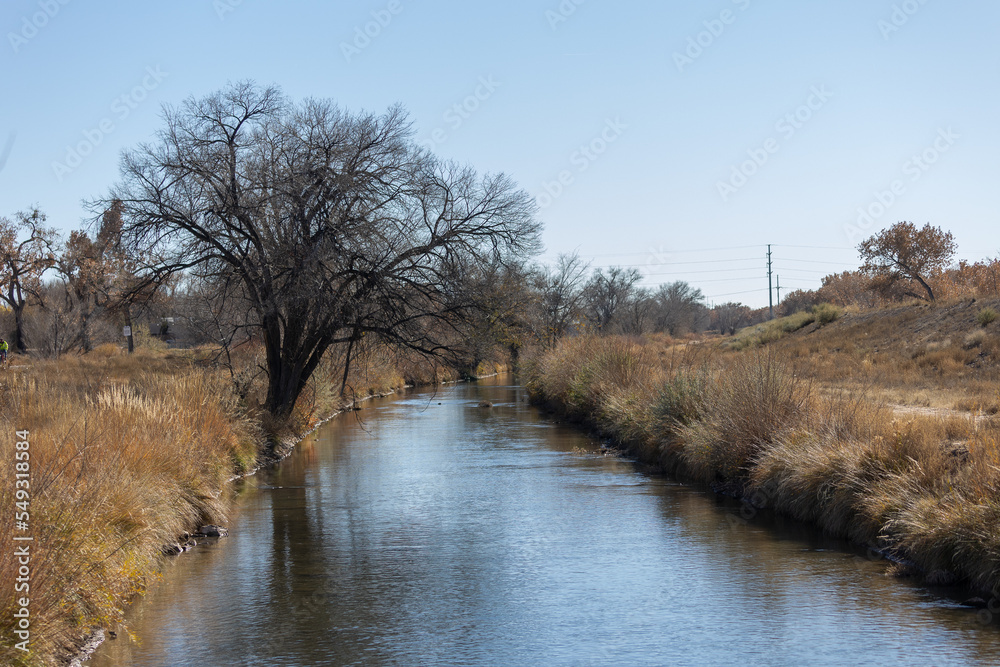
xmin=812 ymin=303 xmax=841 ymax=325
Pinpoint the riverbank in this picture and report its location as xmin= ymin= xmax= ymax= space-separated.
xmin=524 ymin=311 xmax=1000 ymax=599
xmin=0 ymin=344 xmax=499 ymax=667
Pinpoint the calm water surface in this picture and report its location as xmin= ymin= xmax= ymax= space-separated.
xmin=91 ymin=379 xmax=1000 ymax=666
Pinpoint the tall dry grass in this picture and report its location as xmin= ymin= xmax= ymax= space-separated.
xmin=0 ymin=339 xmax=446 ymax=666
xmin=526 ymin=332 xmax=1000 ymax=594
xmin=0 ymin=350 xmax=259 ymax=665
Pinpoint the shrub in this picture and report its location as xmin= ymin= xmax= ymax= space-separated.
xmin=679 ymin=350 xmax=809 ymax=482
xmin=964 ymin=329 xmax=987 ymax=350
xmin=812 ymin=303 xmax=842 ymax=325
xmin=653 ymin=368 xmax=708 ymax=431
xmin=978 ymin=307 xmax=998 ymax=327
xmin=726 ymin=311 xmax=815 ymax=351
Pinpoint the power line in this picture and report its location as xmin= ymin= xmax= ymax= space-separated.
xmin=703 ymin=288 xmax=770 ymax=298
xmin=579 ymin=244 xmax=765 ymax=258
xmin=775 ymin=268 xmax=843 ymax=275
xmin=773 ymin=258 xmax=857 ymax=266
xmin=638 ymin=276 xmax=772 ymax=284
xmin=768 ymin=244 xmax=774 ymax=319
xmin=588 ymin=257 xmax=761 ymax=267
xmin=642 ymin=267 xmax=770 ymax=276
xmin=773 ymin=244 xmax=856 ymax=250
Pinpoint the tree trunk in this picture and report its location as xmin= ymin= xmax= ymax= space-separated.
xmin=13 ymin=302 xmax=27 ymax=353
xmin=125 ymin=307 xmax=135 ymax=353
xmin=264 ymin=360 xmax=304 ymax=418
xmin=261 ymin=314 xmax=337 ymax=419
xmin=915 ymin=274 xmax=935 ymax=301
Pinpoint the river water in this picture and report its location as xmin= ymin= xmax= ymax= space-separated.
xmin=91 ymin=378 xmax=1000 ymax=666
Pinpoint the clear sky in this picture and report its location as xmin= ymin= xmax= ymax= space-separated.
xmin=1 ymin=0 xmax=997 ymax=307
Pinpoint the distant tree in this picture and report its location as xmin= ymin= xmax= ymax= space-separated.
xmin=858 ymin=222 xmax=956 ymax=301
xmin=53 ymin=201 xmax=162 ymax=354
xmin=814 ymin=270 xmax=885 ymax=308
xmin=712 ymin=302 xmax=750 ymax=335
xmin=778 ymin=288 xmax=819 ymax=316
xmin=0 ymin=208 xmax=58 ymax=352
xmin=652 ymin=281 xmax=706 ymax=335
xmin=98 ymin=83 xmax=540 ymax=417
xmin=454 ymin=259 xmax=536 ymax=369
xmin=532 ymin=252 xmax=590 ymax=348
xmin=619 ymin=286 xmax=655 ymax=336
xmin=583 ymin=266 xmax=643 ymax=332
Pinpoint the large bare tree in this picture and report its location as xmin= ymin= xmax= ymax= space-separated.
xmin=532 ymin=252 xmax=590 ymax=347
xmin=652 ymin=281 xmax=706 ymax=335
xmin=97 ymin=83 xmax=540 ymax=416
xmin=583 ymin=266 xmax=643 ymax=332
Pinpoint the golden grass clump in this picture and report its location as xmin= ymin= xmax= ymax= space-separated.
xmin=679 ymin=350 xmax=808 ymax=483
xmin=0 ymin=353 xmax=259 ymax=666
xmin=527 ymin=321 xmax=1000 ymax=593
xmin=0 ymin=339 xmax=468 ymax=665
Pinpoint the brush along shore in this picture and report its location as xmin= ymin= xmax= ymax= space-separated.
xmin=524 ymin=303 xmax=1000 ymax=599
xmin=0 ymin=343 xmax=500 ymax=667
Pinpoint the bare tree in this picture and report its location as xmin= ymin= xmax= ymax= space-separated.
xmin=652 ymin=281 xmax=706 ymax=335
xmin=858 ymin=221 xmax=956 ymax=301
xmin=583 ymin=266 xmax=643 ymax=332
xmin=97 ymin=83 xmax=540 ymax=416
xmin=712 ymin=302 xmax=751 ymax=335
xmin=618 ymin=287 xmax=655 ymax=336
xmin=532 ymin=252 xmax=590 ymax=347
xmin=0 ymin=208 xmax=58 ymax=352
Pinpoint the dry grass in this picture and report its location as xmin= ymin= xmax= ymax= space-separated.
xmin=0 ymin=351 xmax=259 ymax=665
xmin=526 ymin=320 xmax=1000 ymax=594
xmin=0 ymin=341 xmax=453 ymax=666
xmin=679 ymin=350 xmax=808 ymax=483
xmin=770 ymin=298 xmax=1000 ymax=414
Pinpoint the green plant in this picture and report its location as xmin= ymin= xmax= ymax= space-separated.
xmin=978 ymin=307 xmax=998 ymax=327
xmin=812 ymin=303 xmax=842 ymax=325
xmin=653 ymin=369 xmax=708 ymax=430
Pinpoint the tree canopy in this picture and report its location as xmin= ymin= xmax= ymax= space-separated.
xmin=97 ymin=82 xmax=541 ymax=416
xmin=858 ymin=221 xmax=956 ymax=301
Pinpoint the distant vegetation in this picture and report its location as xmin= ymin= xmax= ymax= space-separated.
xmin=526 ymin=297 xmax=1000 ymax=594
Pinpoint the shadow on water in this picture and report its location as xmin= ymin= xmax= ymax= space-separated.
xmin=91 ymin=377 xmax=1000 ymax=666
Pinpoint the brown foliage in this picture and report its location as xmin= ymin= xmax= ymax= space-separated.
xmin=858 ymin=222 xmax=957 ymax=301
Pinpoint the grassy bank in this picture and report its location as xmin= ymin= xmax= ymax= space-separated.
xmin=0 ymin=343 xmax=489 ymax=666
xmin=525 ymin=314 xmax=1000 ymax=596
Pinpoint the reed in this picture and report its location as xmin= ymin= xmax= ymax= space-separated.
xmin=0 ymin=342 xmax=435 ymax=666
xmin=525 ymin=324 xmax=1000 ymax=594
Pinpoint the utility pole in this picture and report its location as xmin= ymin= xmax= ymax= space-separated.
xmin=767 ymin=244 xmax=774 ymax=320
xmin=776 ymin=275 xmax=782 ymax=308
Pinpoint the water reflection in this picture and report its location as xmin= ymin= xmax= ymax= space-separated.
xmin=92 ymin=379 xmax=1000 ymax=666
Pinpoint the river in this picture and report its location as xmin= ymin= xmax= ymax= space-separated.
xmin=90 ymin=378 xmax=1000 ymax=666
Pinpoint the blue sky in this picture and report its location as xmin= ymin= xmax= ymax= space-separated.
xmin=1 ymin=0 xmax=997 ymax=306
